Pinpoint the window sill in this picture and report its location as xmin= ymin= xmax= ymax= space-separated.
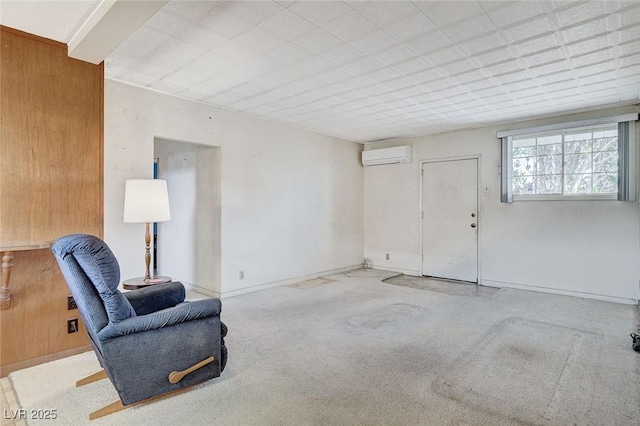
xmin=512 ymin=194 xmax=618 ymax=201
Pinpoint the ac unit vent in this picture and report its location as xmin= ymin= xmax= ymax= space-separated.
xmin=362 ymin=145 xmax=412 ymax=166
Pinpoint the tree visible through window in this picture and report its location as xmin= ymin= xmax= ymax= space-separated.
xmin=512 ymin=126 xmax=618 ymax=196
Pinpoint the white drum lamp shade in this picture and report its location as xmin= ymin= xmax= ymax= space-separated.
xmin=123 ymin=179 xmax=171 ymax=282
xmin=123 ymin=179 xmax=171 ymax=223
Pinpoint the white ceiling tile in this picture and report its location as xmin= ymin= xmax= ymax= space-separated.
xmin=404 ymin=31 xmax=454 ymax=55
xmin=343 ymin=56 xmax=385 ymax=74
xmin=319 ymin=66 xmax=357 ymax=83
xmin=268 ymin=42 xmax=314 ymax=65
xmin=235 ymin=26 xmax=287 ymax=51
xmin=357 ymin=1 xmax=420 ymax=27
xmin=119 ymin=61 xmax=172 ymax=86
xmin=529 ymin=59 xmax=570 ymax=76
xmin=296 ymin=56 xmax=336 ymax=76
xmin=484 ymin=59 xmax=523 ymax=76
xmin=451 ymin=68 xmax=490 ymax=84
xmin=199 ymin=9 xmax=254 ymax=39
xmin=370 ymin=45 xmax=415 ymax=66
xmin=443 ymin=15 xmax=497 ymax=43
xmin=144 ymin=10 xmax=192 ymax=36
xmin=289 ymin=1 xmax=352 ymax=26
xmin=222 ymin=1 xmax=285 ymax=24
xmin=554 ymin=1 xmax=615 ymax=29
xmin=419 ymin=0 xmax=485 ymax=27
xmin=621 ymin=52 xmax=640 ymax=67
xmin=350 ymin=30 xmax=398 ymax=54
xmin=179 ymin=51 xmax=233 ymax=77
xmin=522 ymin=48 xmax=566 ymax=68
xmin=357 ymin=84 xmax=391 ymax=97
xmin=406 ymin=67 xmax=447 ymax=84
xmin=293 ymin=28 xmax=343 ymax=54
xmin=483 ymin=1 xmax=546 ymax=27
xmin=561 ymin=16 xmax=614 ymax=44
xmin=492 ymin=70 xmax=529 ymax=85
xmin=384 ymin=13 xmax=438 ymax=42
xmin=391 ymin=57 xmax=431 ymax=76
xmin=146 ymin=38 xmax=207 ymax=72
xmin=175 ymin=25 xmax=229 ymax=51
xmin=427 ymin=45 xmax=468 ymax=66
xmin=502 ymin=16 xmax=555 ymax=44
xmin=214 ymin=40 xmax=260 ymax=63
xmin=439 ymin=58 xmax=481 ymax=76
xmin=567 ymin=33 xmax=618 ymax=58
xmin=114 ymin=26 xmax=171 ymax=60
xmin=512 ymin=33 xmax=562 ymax=55
xmin=323 ymin=10 xmax=378 ymax=42
xmin=341 ymin=76 xmax=377 ymax=90
xmin=361 ymin=67 xmax=402 ymax=84
xmin=260 ymin=8 xmax=316 ymax=39
xmin=320 ymin=43 xmax=365 ymax=65
xmin=382 ymin=77 xmax=417 ymax=92
xmin=534 ymin=70 xmax=573 ymax=85
xmin=458 ymin=31 xmax=509 ymax=56
xmin=163 ymin=2 xmax=218 ymax=23
xmin=571 ymin=48 xmax=615 ymax=68
xmin=421 ymin=77 xmax=455 ymax=92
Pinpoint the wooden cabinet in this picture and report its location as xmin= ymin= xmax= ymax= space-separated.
xmin=0 ymin=27 xmax=103 ymax=376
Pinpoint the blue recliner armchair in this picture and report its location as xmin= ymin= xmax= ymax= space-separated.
xmin=51 ymin=234 xmax=227 ymax=419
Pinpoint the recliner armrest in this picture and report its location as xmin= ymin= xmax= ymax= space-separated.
xmin=97 ymin=298 xmax=222 ymax=340
xmin=124 ymin=281 xmax=186 ymax=315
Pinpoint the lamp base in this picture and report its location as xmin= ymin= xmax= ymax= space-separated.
xmin=123 ymin=276 xmax=172 ymax=290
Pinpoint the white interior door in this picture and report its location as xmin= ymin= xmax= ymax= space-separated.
xmin=422 ymin=159 xmax=478 ymax=282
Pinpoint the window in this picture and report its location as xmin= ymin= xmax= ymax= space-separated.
xmin=512 ymin=126 xmax=618 ymax=197
xmin=498 ymin=114 xmax=637 ymax=202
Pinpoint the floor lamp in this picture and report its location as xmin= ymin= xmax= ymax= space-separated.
xmin=123 ymin=179 xmax=171 ymax=286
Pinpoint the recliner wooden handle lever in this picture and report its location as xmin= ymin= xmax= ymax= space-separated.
xmin=168 ymin=356 xmax=215 ymax=384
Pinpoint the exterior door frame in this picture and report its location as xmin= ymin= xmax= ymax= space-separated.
xmin=419 ymin=155 xmax=483 ymax=284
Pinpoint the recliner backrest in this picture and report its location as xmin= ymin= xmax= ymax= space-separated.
xmin=52 ymin=234 xmax=136 ymax=332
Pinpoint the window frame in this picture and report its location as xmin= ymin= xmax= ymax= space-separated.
xmin=498 ymin=113 xmax=637 ymax=203
xmin=510 ymin=123 xmax=619 ymax=201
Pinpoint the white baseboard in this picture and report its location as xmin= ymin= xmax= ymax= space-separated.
xmin=184 ymin=283 xmax=220 ymax=299
xmin=217 ymin=264 xmax=362 ymax=299
xmin=482 ymin=279 xmax=639 ymax=305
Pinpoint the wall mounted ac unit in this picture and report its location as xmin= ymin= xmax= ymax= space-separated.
xmin=362 ymin=145 xmax=412 ymax=166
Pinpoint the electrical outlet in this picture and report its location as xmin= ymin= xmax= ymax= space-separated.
xmin=239 ymin=270 xmax=244 ymax=280
xmin=67 ymin=318 xmax=78 ymax=334
xmin=385 ymin=253 xmax=390 ymax=260
xmin=67 ymin=295 xmax=77 ymax=310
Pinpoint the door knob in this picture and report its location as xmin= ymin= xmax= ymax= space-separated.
xmin=471 ymin=223 xmax=477 ymax=228
xmin=471 ymin=213 xmax=476 ymax=217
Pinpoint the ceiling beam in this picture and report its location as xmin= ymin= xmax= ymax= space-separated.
xmin=68 ymin=0 xmax=167 ymax=64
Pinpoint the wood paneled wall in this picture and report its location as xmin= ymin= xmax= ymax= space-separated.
xmin=0 ymin=27 xmax=103 ymax=375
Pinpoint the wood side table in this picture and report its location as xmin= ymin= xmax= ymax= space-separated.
xmin=123 ymin=276 xmax=172 ymax=290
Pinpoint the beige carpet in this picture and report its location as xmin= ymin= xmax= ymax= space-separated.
xmin=9 ymin=269 xmax=640 ymax=425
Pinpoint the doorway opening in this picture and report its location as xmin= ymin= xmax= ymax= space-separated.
xmin=153 ymin=137 xmax=222 ymax=296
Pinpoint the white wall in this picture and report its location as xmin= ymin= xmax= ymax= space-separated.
xmin=364 ymin=106 xmax=640 ymax=303
xmin=105 ymin=80 xmax=364 ymax=297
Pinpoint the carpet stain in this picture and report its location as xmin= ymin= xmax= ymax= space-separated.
xmin=343 ymin=303 xmax=430 ymax=335
xmin=384 ymin=275 xmax=497 ymax=297
xmin=432 ymin=318 xmax=639 ymax=425
xmin=288 ymin=277 xmax=335 ymax=289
